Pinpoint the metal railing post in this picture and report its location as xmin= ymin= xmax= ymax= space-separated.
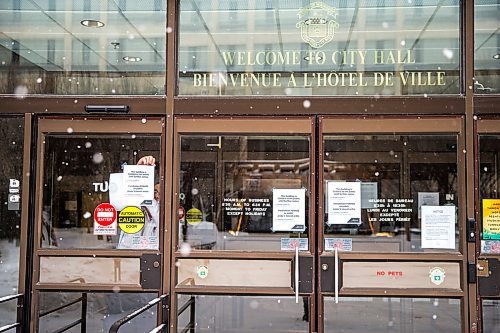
xmin=80 ymin=293 xmax=87 ymax=333
xmin=16 ymin=294 xmax=24 ymax=333
xmin=189 ymin=296 xmax=195 ymax=333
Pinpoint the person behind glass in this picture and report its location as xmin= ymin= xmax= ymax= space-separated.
xmin=117 ymin=155 xmax=160 ymax=249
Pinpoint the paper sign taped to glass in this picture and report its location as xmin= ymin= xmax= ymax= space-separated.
xmin=117 ymin=235 xmax=159 ymax=250
xmin=481 ymin=240 xmax=500 ymax=254
xmin=324 ymin=238 xmax=353 ymax=252
xmin=272 ymin=188 xmax=306 ymax=232
xmin=109 ymin=165 xmax=155 ymax=211
xmin=327 ymin=181 xmax=361 ymax=225
xmin=281 ymin=238 xmax=308 ymax=251
xmin=421 ymin=205 xmax=456 ymax=249
xmin=482 ymin=199 xmax=500 ymax=240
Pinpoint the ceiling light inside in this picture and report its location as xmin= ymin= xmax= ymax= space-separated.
xmin=81 ymin=19 xmax=105 ymax=28
xmin=493 ymin=54 xmax=500 ymax=60
xmin=123 ymin=56 xmax=142 ymax=62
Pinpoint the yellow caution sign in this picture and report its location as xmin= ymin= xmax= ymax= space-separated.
xmin=186 ymin=207 xmax=202 ymax=225
xmin=118 ymin=206 xmax=145 ymax=234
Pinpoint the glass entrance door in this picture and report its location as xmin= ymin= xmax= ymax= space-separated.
xmin=33 ymin=117 xmax=167 ymax=333
xmin=319 ymin=117 xmax=466 ymax=333
xmin=172 ymin=116 xmax=469 ymax=333
xmin=173 ymin=117 xmax=315 ymax=332
xmin=476 ymin=118 xmax=500 ymax=333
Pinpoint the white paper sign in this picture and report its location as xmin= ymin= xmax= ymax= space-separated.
xmin=109 ymin=173 xmax=125 ymax=210
xmin=123 ymin=164 xmax=154 ymax=203
xmin=327 ymin=182 xmax=361 ymax=225
xmin=421 ymin=205 xmax=456 ymax=249
xmin=272 ymin=188 xmax=306 ymax=232
xmin=418 ymin=192 xmax=440 ymax=218
xmin=109 ymin=166 xmax=155 ymax=210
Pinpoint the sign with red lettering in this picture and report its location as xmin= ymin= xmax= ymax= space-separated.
xmin=376 ymin=271 xmax=404 ymax=277
xmin=178 ymin=206 xmax=185 ymax=220
xmin=94 ymin=203 xmax=117 ymax=235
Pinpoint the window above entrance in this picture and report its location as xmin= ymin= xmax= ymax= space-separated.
xmin=0 ymin=1 xmax=166 ymax=95
xmin=474 ymin=1 xmax=500 ymax=94
xmin=178 ymin=0 xmax=460 ymax=96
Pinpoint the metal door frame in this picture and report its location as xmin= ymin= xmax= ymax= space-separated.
xmin=30 ymin=116 xmax=168 ymax=332
xmin=171 ymin=116 xmax=317 ymax=332
xmin=474 ymin=117 xmax=500 ymax=333
xmin=318 ymin=116 xmax=468 ymax=333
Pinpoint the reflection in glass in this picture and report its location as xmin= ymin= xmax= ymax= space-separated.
xmin=0 ymin=118 xmax=23 ymax=327
xmin=177 ymin=295 xmax=309 ymax=333
xmin=38 ymin=292 xmax=157 ymax=333
xmin=41 ymin=134 xmax=160 ymax=249
xmin=323 ymin=135 xmax=458 ymax=252
xmin=324 ymin=297 xmax=461 ymax=333
xmin=179 ymin=0 xmax=460 ymax=96
xmin=0 ymin=1 xmax=166 ymax=95
xmin=474 ymin=1 xmax=500 ymax=94
xmin=482 ymin=299 xmax=500 ymax=333
xmin=179 ymin=135 xmax=309 ymax=251
xmin=479 ymin=135 xmax=500 ymax=254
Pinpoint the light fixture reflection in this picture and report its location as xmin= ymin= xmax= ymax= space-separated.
xmin=81 ymin=19 xmax=105 ymax=28
xmin=493 ymin=54 xmax=500 ymax=60
xmin=123 ymin=56 xmax=143 ymax=62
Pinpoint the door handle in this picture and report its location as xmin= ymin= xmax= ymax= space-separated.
xmin=295 ymin=246 xmax=299 ymax=304
xmin=335 ymin=248 xmax=339 ymax=304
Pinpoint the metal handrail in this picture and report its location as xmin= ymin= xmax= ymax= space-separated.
xmin=147 ymin=324 xmax=166 ymax=333
xmin=177 ymin=296 xmax=195 ymax=333
xmin=38 ymin=293 xmax=87 ymax=333
xmin=108 ymin=294 xmax=169 ymax=333
xmin=0 ymin=294 xmax=23 ymax=333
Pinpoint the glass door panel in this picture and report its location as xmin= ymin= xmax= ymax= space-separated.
xmin=177 ymin=295 xmax=310 ymax=333
xmin=41 ymin=133 xmax=161 ymax=250
xmin=476 ymin=119 xmax=500 ymax=333
xmin=179 ymin=135 xmax=310 ymax=251
xmin=319 ymin=117 xmax=466 ymax=333
xmin=34 ymin=118 xmax=166 ymax=332
xmin=173 ymin=117 xmax=314 ymax=333
xmin=323 ymin=135 xmax=459 ymax=253
xmin=324 ymin=297 xmax=462 ymax=332
xmin=38 ymin=292 xmax=158 ymax=333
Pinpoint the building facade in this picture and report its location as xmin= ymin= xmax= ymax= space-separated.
xmin=0 ymin=1 xmax=499 ymax=332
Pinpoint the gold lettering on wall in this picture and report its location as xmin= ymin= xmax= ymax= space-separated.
xmin=222 ymin=49 xmax=416 ymax=66
xmin=193 ymin=71 xmax=446 ymax=88
xmin=192 ymin=49 xmax=447 ymax=88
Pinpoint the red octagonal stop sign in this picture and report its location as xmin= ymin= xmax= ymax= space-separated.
xmin=94 ymin=203 xmax=117 ymax=226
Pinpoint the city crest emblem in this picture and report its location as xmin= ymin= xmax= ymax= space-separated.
xmin=296 ymin=2 xmax=339 ymax=49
